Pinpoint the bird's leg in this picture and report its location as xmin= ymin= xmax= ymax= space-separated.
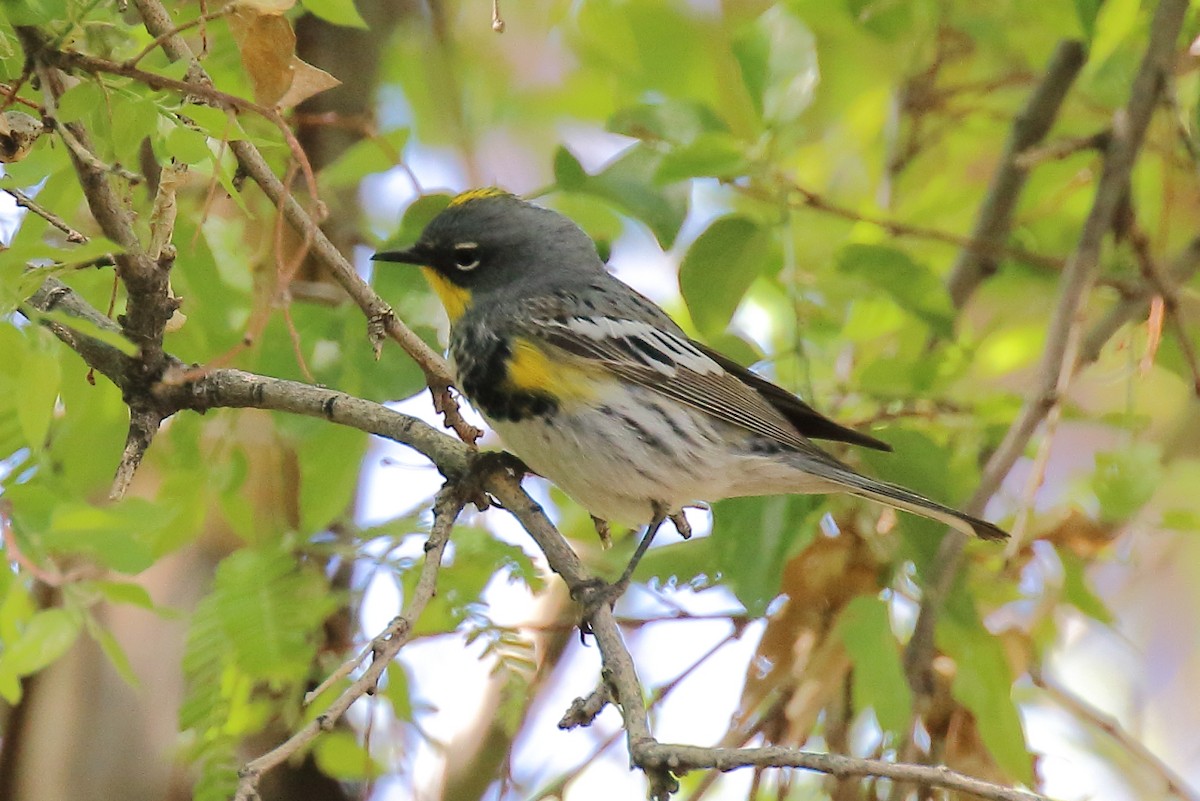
xmin=574 ymin=503 xmax=667 ymax=635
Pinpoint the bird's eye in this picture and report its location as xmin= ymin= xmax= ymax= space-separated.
xmin=453 ymin=243 xmax=480 ymax=271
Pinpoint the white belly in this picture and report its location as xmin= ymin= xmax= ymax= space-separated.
xmin=486 ymin=384 xmax=826 ymax=525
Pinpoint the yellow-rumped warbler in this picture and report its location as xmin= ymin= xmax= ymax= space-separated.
xmin=373 ymin=189 xmax=1007 ymax=554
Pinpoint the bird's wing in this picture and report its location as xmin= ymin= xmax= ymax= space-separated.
xmin=519 ymin=311 xmax=881 ymax=455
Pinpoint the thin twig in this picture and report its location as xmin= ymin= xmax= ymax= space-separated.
xmin=129 ymin=0 xmax=481 ymax=443
xmin=635 ymin=743 xmax=1054 ymax=801
xmin=738 ymin=180 xmax=1066 ymax=271
xmin=233 ymin=487 xmax=463 ymax=800
xmin=1128 ymin=220 xmax=1200 ymax=395
xmin=3 ymin=187 xmax=89 ymax=242
xmin=124 ymin=2 xmax=236 ymax=67
xmin=946 ymin=39 xmax=1088 ymax=307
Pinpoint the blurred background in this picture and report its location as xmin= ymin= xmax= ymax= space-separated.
xmin=1 ymin=0 xmax=1199 ymax=800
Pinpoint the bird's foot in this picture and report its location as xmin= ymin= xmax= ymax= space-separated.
xmin=571 ymin=577 xmax=629 ymax=640
xmin=459 ymin=450 xmax=530 ymax=510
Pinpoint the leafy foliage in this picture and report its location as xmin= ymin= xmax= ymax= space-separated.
xmin=0 ymin=0 xmax=1198 ymax=798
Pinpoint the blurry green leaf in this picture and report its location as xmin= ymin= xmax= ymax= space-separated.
xmin=837 ymin=595 xmax=912 ymax=733
xmin=295 ymin=421 xmax=366 ymax=533
xmin=1092 ymin=443 xmax=1160 ymax=523
xmin=733 ymin=4 xmax=819 ymax=127
xmin=939 ymin=602 xmax=1032 ymax=783
xmin=56 ymin=80 xmax=104 ymax=123
xmin=0 ymin=608 xmax=80 ymax=677
xmin=1089 ymin=0 xmax=1140 ymax=67
xmin=608 ymin=100 xmax=729 ymax=145
xmin=2 ymin=0 xmax=68 ymax=25
xmin=1057 ymin=548 xmax=1112 ymax=623
xmin=633 ymin=536 xmax=722 ymax=592
xmin=16 ymin=340 xmax=60 ymax=450
xmin=92 ymin=580 xmax=156 ymax=611
xmin=322 ymin=128 xmax=409 ymax=190
xmin=553 ymin=146 xmax=588 ymax=191
xmin=710 ymin=495 xmax=821 ymax=616
xmin=383 ymin=661 xmax=413 ymax=721
xmin=166 ymin=125 xmax=211 ymax=164
xmin=837 ymin=244 xmax=954 ymax=336
xmin=314 ymin=731 xmax=381 ymax=780
xmin=1074 ymin=0 xmax=1102 ymax=39
xmin=178 ymin=103 xmax=245 ymax=141
xmin=210 ymin=548 xmax=339 ymax=680
xmin=302 ymin=0 xmax=367 ymax=28
xmin=86 ymin=615 xmax=141 ymax=688
xmin=558 ymin=145 xmax=690 ymax=248
xmin=655 ymin=133 xmax=750 ymax=183
xmin=377 ymin=193 xmax=453 ymax=252
xmin=37 ymin=308 xmax=138 ymax=355
xmin=680 ymin=216 xmax=779 ymax=338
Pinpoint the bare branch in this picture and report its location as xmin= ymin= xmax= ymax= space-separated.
xmin=946 ymin=40 xmax=1088 ymax=307
xmin=233 ymin=486 xmax=463 ymax=800
xmin=634 ymin=743 xmax=1054 ymax=801
xmin=3 ymin=187 xmax=88 ymax=243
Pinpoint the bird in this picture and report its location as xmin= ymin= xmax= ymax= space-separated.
xmin=372 ymin=188 xmax=1006 ymax=585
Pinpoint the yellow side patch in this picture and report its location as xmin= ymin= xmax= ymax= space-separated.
xmin=507 ymin=338 xmax=606 ymax=405
xmin=420 ymin=267 xmax=472 ymax=322
xmin=449 ymin=187 xmax=512 ymax=207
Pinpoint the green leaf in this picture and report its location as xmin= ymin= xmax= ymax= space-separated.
xmin=92 ymin=580 xmax=157 ymax=610
xmin=37 ymin=308 xmax=138 ymax=355
xmin=302 ymin=0 xmax=367 ymax=28
xmin=1074 ymin=0 xmax=1102 ymax=39
xmin=1091 ymin=443 xmax=1160 ymax=523
xmin=679 ymin=216 xmax=778 ymax=338
xmin=85 ymin=615 xmax=141 ymax=688
xmin=295 ymin=421 xmax=366 ymax=533
xmin=1057 ymin=548 xmax=1112 ymax=623
xmin=1089 ymin=0 xmax=1140 ymax=67
xmin=733 ymin=4 xmax=819 ymax=127
xmin=383 ymin=661 xmax=413 ymax=721
xmin=553 ymin=146 xmax=588 ymax=191
xmin=837 ymin=595 xmax=912 ymax=734
xmin=836 ymin=244 xmax=955 ymax=337
xmin=166 ymin=125 xmax=211 ymax=164
xmin=0 ymin=608 xmax=80 ymax=677
xmin=938 ymin=601 xmax=1032 ymax=783
xmin=314 ymin=731 xmax=382 ymax=780
xmin=209 ymin=548 xmax=340 ymax=680
xmin=376 ymin=193 xmax=454 ymax=253
xmin=654 ymin=133 xmax=750 ymax=183
xmin=56 ymin=80 xmax=104 ymax=123
xmin=709 ymin=495 xmax=821 ymax=616
xmin=556 ymin=145 xmax=690 ymax=248
xmin=633 ymin=536 xmax=721 ymax=592
xmin=322 ymin=128 xmax=409 ymax=190
xmin=608 ymin=100 xmax=729 ymax=145
xmin=16 ymin=340 xmax=61 ymax=450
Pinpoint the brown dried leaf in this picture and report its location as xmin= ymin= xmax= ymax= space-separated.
xmin=276 ymin=56 xmax=341 ymax=110
xmin=227 ymin=7 xmax=297 ymax=106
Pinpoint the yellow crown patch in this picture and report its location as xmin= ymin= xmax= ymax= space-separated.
xmin=449 ymin=187 xmax=512 ymax=207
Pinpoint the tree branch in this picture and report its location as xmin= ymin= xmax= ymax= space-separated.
xmin=128 ymin=0 xmax=481 ymax=444
xmin=904 ymin=0 xmax=1189 ymax=705
xmin=946 ymin=40 xmax=1088 ymax=307
xmin=233 ymin=485 xmax=463 ymax=800
xmin=635 ymin=743 xmax=1053 ymax=801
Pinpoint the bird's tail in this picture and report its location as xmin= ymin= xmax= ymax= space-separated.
xmin=823 ymin=466 xmax=1008 ymax=541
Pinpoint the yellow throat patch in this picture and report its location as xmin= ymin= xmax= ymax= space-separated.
xmin=420 ymin=267 xmax=471 ymax=322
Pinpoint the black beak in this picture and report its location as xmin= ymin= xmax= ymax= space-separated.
xmin=371 ymin=245 xmax=427 ymax=265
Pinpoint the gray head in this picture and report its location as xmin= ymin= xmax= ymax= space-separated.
xmin=371 ymin=189 xmax=607 ymax=297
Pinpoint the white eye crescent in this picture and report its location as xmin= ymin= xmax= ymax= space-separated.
xmin=453 ymin=242 xmax=480 ymax=271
